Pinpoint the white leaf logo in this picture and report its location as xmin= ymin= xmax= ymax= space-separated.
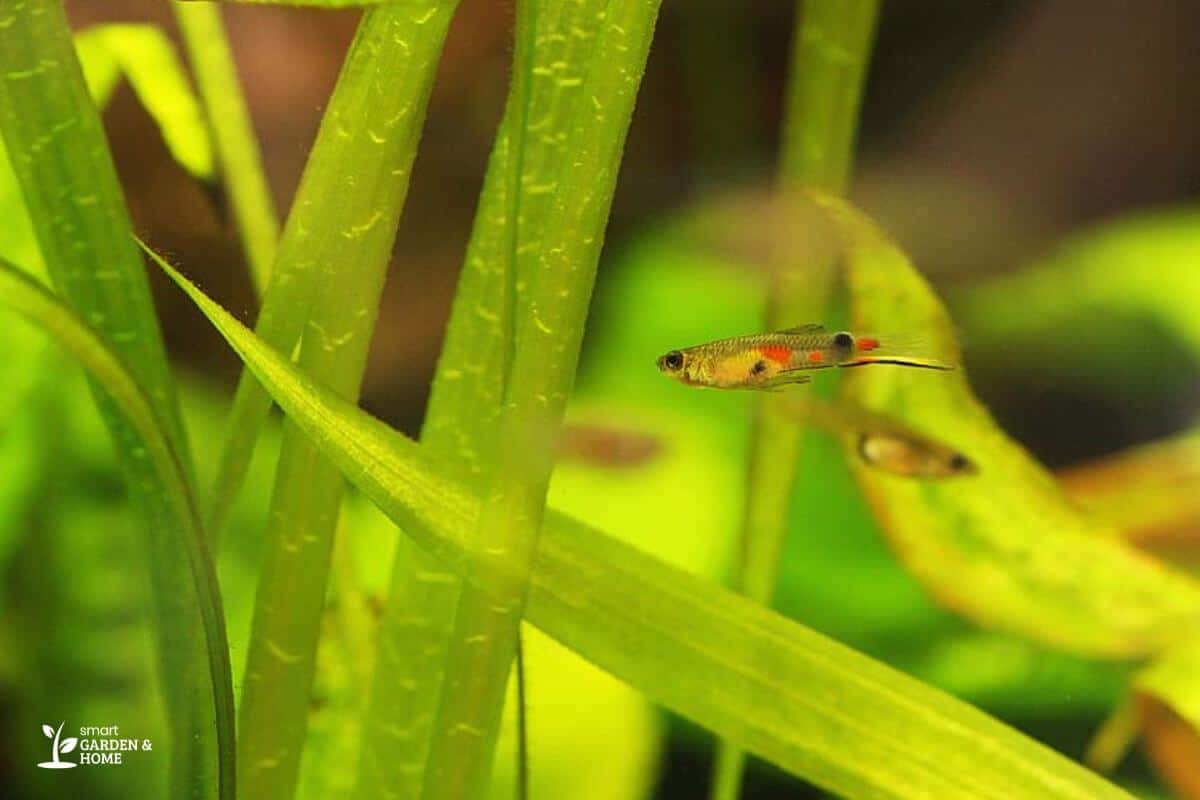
xmin=37 ymin=721 xmax=76 ymax=768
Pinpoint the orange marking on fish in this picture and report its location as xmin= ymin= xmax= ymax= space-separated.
xmin=858 ymin=337 xmax=879 ymax=351
xmin=807 ymin=350 xmax=824 ymax=364
xmin=760 ymin=345 xmax=792 ymax=365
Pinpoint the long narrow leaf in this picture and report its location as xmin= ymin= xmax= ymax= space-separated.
xmin=172 ymin=1 xmax=279 ymax=293
xmin=0 ymin=17 xmax=204 ymax=619
xmin=75 ymin=23 xmax=215 ymax=182
xmin=417 ymin=0 xmax=538 ymax=793
xmin=0 ymin=255 xmax=234 ymax=800
xmin=0 ymin=3 xmax=231 ymax=797
xmin=202 ymin=0 xmax=453 ymax=542
xmin=0 ymin=2 xmax=192 ymax=467
xmin=715 ymin=2 xmax=878 ymax=798
xmin=358 ymin=0 xmax=659 ymax=795
xmin=231 ymin=6 xmax=459 ymax=800
xmin=154 ymin=244 xmax=1135 ymax=800
xmin=0 ymin=259 xmax=187 ymax=547
xmin=420 ymin=2 xmax=664 ymax=796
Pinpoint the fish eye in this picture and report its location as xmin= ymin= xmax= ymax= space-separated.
xmin=832 ymin=331 xmax=854 ymax=350
xmin=662 ymin=350 xmax=684 ymax=371
xmin=948 ymin=453 xmax=971 ymax=471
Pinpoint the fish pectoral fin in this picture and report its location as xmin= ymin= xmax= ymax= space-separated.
xmin=760 ymin=371 xmax=812 ymax=390
xmin=776 ymin=322 xmax=826 ymax=335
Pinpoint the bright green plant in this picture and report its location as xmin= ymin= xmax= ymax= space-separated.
xmin=0 ymin=4 xmax=233 ymax=798
xmin=2 ymin=1 xmax=1198 ymax=799
xmin=148 ymin=238 xmax=1135 ymax=799
xmin=229 ymin=7 xmax=460 ymax=800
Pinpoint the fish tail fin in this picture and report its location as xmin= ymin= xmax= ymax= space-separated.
xmin=839 ymin=355 xmax=954 ymax=371
xmin=842 ymin=331 xmax=956 ymax=371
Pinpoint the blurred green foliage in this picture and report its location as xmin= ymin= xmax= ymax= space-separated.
xmin=0 ymin=17 xmax=228 ymax=798
xmin=581 ymin=213 xmax=1132 ymax=728
xmin=955 ymin=210 xmax=1200 ymax=410
xmin=1 ymin=4 xmax=1200 ymax=800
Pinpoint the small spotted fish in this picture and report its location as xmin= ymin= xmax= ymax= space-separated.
xmin=656 ymin=323 xmax=953 ymax=391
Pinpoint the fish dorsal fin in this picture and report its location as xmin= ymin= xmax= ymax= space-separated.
xmin=777 ymin=323 xmax=825 ymax=335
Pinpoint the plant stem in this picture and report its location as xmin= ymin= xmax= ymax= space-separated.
xmin=172 ymin=0 xmax=280 ymax=297
xmin=233 ymin=5 xmax=458 ymax=800
xmin=710 ymin=2 xmax=879 ymax=799
xmin=778 ymin=0 xmax=879 ymax=189
xmin=515 ymin=630 xmax=530 ymax=800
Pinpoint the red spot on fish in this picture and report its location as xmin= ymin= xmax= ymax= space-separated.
xmin=807 ymin=350 xmax=824 ymax=363
xmin=858 ymin=337 xmax=880 ymax=351
xmin=760 ymin=345 xmax=792 ymax=365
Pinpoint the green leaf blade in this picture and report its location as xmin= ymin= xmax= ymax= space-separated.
xmin=419 ymin=1 xmax=665 ymax=796
xmin=156 ymin=239 xmax=1137 ymax=800
xmin=354 ymin=0 xmax=627 ymax=789
xmin=224 ymin=6 xmax=460 ymax=800
xmin=74 ymin=23 xmax=216 ymax=182
xmin=0 ymin=254 xmax=234 ymax=800
xmin=204 ymin=0 xmax=454 ymax=542
xmin=0 ymin=2 xmax=192 ymax=465
xmin=0 ymin=5 xmax=232 ymax=798
xmin=172 ymin=1 xmax=280 ymax=294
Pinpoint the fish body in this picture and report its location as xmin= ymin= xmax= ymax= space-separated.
xmin=778 ymin=395 xmax=977 ymax=479
xmin=656 ymin=323 xmax=951 ymax=390
xmin=856 ymin=432 xmax=974 ymax=478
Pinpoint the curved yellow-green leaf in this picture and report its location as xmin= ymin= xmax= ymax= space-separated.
xmin=1133 ymin=639 xmax=1200 ymax=796
xmin=1058 ymin=427 xmax=1200 ymax=546
xmin=75 ymin=24 xmax=215 ymax=180
xmin=819 ymin=193 xmax=1200 ymax=658
xmin=0 ymin=254 xmax=235 ymax=799
xmin=153 ymin=238 xmax=1136 ymax=800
